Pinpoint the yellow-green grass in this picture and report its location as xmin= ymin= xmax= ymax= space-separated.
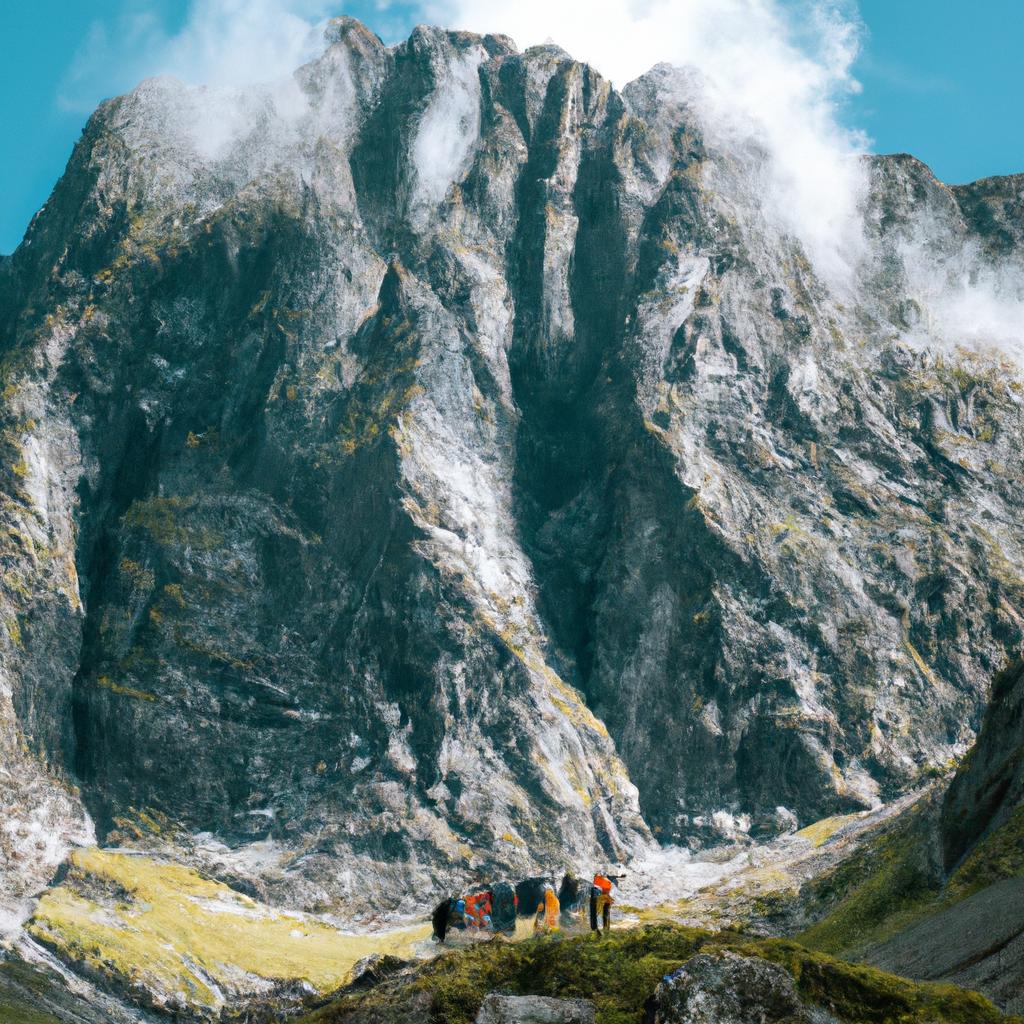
xmin=624 ymin=897 xmax=697 ymax=924
xmin=0 ymin=960 xmax=66 ymax=1024
xmin=27 ymin=848 xmax=430 ymax=1013
xmin=795 ymin=812 xmax=863 ymax=848
xmin=0 ymin=994 xmax=61 ymax=1024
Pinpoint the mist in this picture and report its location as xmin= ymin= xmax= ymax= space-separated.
xmin=61 ymin=0 xmax=331 ymax=110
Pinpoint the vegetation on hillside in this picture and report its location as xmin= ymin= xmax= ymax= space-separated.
xmin=798 ymin=794 xmax=1024 ymax=958
xmin=301 ymin=924 xmax=1018 ymax=1024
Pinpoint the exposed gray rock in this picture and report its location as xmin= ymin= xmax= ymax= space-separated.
xmin=942 ymin=659 xmax=1024 ymax=871
xmin=347 ymin=953 xmax=413 ymax=991
xmin=476 ymin=993 xmax=596 ymax=1024
xmin=851 ymin=658 xmax=1024 ymax=1015
xmin=0 ymin=940 xmax=156 ymax=1023
xmin=866 ymin=876 xmax=1024 ymax=1016
xmin=650 ymin=950 xmax=836 ymax=1024
xmin=1 ymin=14 xmax=1023 ymax=929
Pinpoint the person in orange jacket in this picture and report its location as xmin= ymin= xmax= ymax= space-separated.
xmin=534 ymin=883 xmax=560 ymax=934
xmin=464 ymin=890 xmax=492 ymax=929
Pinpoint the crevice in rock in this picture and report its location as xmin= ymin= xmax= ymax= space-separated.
xmin=69 ymin=408 xmax=164 ymax=834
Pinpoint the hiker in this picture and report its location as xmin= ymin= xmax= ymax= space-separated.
xmin=490 ymin=880 xmax=518 ymax=935
xmin=558 ymin=871 xmax=582 ymax=927
xmin=589 ymin=872 xmax=618 ymax=934
xmin=432 ymin=895 xmax=470 ymax=943
xmin=534 ymin=883 xmax=560 ymax=934
xmin=431 ymin=897 xmax=451 ymax=943
xmin=515 ymin=876 xmax=551 ymax=918
xmin=464 ymin=890 xmax=492 ymax=929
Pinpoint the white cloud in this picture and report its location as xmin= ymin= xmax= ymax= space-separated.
xmin=59 ymin=0 xmax=333 ymax=113
xmin=54 ymin=0 xmax=1024 ymax=360
xmin=62 ymin=0 xmax=869 ymax=281
xmin=901 ymin=238 xmax=1024 ymax=361
xmin=158 ymin=0 xmax=331 ymax=86
xmin=410 ymin=44 xmax=486 ymax=222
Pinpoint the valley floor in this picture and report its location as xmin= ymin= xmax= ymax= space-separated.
xmin=4 ymin=781 xmax=1023 ymax=1022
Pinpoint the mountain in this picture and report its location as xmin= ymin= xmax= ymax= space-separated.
xmin=2 ymin=13 xmax=1023 ymax=947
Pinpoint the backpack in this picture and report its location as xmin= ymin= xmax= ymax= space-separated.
xmin=490 ymin=880 xmax=517 ymax=932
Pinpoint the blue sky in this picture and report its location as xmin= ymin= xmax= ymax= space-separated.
xmin=1 ymin=0 xmax=1021 ymax=255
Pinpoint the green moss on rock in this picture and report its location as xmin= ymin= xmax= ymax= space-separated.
xmin=300 ymin=924 xmax=1017 ymax=1024
xmin=0 ymin=994 xmax=61 ymax=1024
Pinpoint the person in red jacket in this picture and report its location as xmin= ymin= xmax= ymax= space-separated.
xmin=464 ymin=890 xmax=492 ymax=929
xmin=589 ymin=873 xmax=618 ymax=934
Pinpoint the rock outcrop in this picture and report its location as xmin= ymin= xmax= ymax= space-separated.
xmin=941 ymin=658 xmax=1024 ymax=871
xmin=866 ymin=877 xmax=1024 ymax=1015
xmin=475 ymin=993 xmax=595 ymax=1024
xmin=649 ymin=950 xmax=837 ymax=1023
xmin=850 ymin=659 xmax=1024 ymax=1014
xmin=299 ymin=922 xmax=1012 ymax=1024
xmin=751 ymin=657 xmax=1024 ymax=1015
xmin=1 ymin=15 xmax=1023 ymax=926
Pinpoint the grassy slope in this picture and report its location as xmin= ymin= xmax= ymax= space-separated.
xmin=798 ymin=800 xmax=1024 ymax=958
xmin=301 ymin=924 xmax=1019 ymax=1024
xmin=0 ymin=997 xmax=60 ymax=1024
xmin=0 ymin=961 xmax=64 ymax=1024
xmin=26 ymin=847 xmax=430 ymax=1014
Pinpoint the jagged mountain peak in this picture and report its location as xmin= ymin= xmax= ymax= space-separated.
xmin=1 ymin=15 xmax=1023 ymax=942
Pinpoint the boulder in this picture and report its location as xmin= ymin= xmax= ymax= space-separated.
xmin=649 ymin=950 xmax=837 ymax=1023
xmin=346 ymin=953 xmax=412 ymax=991
xmin=475 ymin=993 xmax=597 ymax=1024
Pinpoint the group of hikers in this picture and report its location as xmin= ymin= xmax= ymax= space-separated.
xmin=431 ymin=871 xmax=623 ymax=943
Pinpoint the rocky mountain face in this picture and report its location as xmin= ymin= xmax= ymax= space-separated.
xmin=2 ymin=15 xmax=1024 ymax=929
xmin=942 ymin=658 xmax=1024 ymax=871
xmin=713 ymin=658 xmax=1024 ymax=1016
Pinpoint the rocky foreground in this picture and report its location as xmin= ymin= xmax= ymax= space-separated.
xmin=293 ymin=927 xmax=1016 ymax=1024
xmin=280 ymin=658 xmax=1024 ymax=1023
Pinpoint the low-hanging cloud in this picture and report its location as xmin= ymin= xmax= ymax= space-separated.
xmin=56 ymin=1 xmax=1024 ymax=361
xmin=60 ymin=0 xmax=332 ymax=113
xmin=900 ymin=237 xmax=1024 ymax=362
xmin=426 ymin=0 xmax=1024 ymax=357
xmin=64 ymin=0 xmax=868 ymax=279
xmin=60 ymin=0 xmax=341 ymax=173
